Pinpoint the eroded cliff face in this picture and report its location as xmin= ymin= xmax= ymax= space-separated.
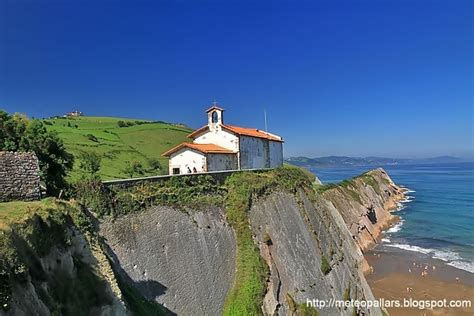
xmin=0 ymin=212 xmax=126 ymax=316
xmin=99 ymin=206 xmax=235 ymax=316
xmin=319 ymin=168 xmax=406 ymax=252
xmin=250 ymin=190 xmax=378 ymax=315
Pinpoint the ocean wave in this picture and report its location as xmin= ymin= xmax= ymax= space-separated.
xmin=395 ymin=204 xmax=407 ymax=211
xmin=394 ymin=196 xmax=413 ymax=212
xmin=386 ymin=243 xmax=474 ymax=273
xmin=447 ymin=261 xmax=474 ymax=274
xmin=381 ymin=237 xmax=391 ymax=243
xmin=387 ymin=243 xmax=432 ymax=254
xmin=387 ymin=220 xmax=405 ymax=233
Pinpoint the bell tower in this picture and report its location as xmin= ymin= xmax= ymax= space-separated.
xmin=206 ymin=102 xmax=224 ymax=132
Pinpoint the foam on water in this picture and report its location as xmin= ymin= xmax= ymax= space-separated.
xmin=387 ymin=220 xmax=405 ymax=233
xmin=386 ymin=243 xmax=474 ymax=273
xmin=447 ymin=261 xmax=474 ymax=274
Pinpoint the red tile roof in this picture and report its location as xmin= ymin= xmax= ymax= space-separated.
xmin=187 ymin=124 xmax=283 ymax=142
xmin=223 ymin=125 xmax=283 ymax=142
xmin=187 ymin=125 xmax=209 ymax=138
xmin=162 ymin=142 xmax=236 ymax=157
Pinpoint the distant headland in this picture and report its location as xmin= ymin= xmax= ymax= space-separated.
xmin=286 ymin=155 xmax=467 ymax=168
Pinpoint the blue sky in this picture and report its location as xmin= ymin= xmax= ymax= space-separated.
xmin=0 ymin=0 xmax=472 ymax=158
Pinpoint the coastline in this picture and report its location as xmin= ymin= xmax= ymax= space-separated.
xmin=363 ymin=186 xmax=474 ymax=315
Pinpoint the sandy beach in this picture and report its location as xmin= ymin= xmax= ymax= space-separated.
xmin=365 ymin=248 xmax=474 ymax=315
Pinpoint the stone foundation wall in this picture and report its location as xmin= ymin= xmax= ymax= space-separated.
xmin=0 ymin=151 xmax=41 ymax=202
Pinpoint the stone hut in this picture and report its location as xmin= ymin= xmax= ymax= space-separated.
xmin=0 ymin=151 xmax=41 ymax=202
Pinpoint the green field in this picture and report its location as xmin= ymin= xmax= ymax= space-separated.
xmin=43 ymin=116 xmax=192 ymax=180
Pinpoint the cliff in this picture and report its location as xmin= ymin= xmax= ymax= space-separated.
xmin=317 ymin=168 xmax=406 ymax=252
xmin=1 ymin=167 xmax=403 ymax=315
xmin=0 ymin=202 xmax=126 ymax=316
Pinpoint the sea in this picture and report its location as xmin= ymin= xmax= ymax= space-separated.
xmin=309 ymin=162 xmax=474 ymax=274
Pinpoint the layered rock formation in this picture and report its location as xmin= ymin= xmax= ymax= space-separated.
xmin=319 ymin=168 xmax=406 ymax=252
xmin=100 ymin=206 xmax=235 ymax=316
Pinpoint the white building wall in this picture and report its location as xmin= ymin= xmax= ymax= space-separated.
xmin=168 ymin=148 xmax=206 ymax=174
xmin=207 ymin=154 xmax=238 ymax=171
xmin=194 ymin=129 xmax=239 ymax=152
xmin=239 ymin=136 xmax=267 ymax=169
xmin=239 ymin=136 xmax=283 ymax=169
xmin=269 ymin=140 xmax=283 ymax=167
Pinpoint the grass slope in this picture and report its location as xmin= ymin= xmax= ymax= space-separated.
xmin=43 ymin=116 xmax=192 ymax=180
xmin=223 ymin=166 xmax=314 ymax=315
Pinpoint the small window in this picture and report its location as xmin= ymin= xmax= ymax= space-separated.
xmin=172 ymin=168 xmax=180 ymax=175
xmin=212 ymin=111 xmax=219 ymax=123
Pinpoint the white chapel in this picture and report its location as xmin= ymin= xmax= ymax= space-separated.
xmin=162 ymin=104 xmax=284 ymax=174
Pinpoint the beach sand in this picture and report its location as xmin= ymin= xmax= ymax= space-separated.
xmin=365 ymin=248 xmax=474 ymax=315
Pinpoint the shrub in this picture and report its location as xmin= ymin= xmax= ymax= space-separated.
xmin=78 ymin=150 xmax=101 ymax=175
xmin=117 ymin=121 xmax=127 ymax=128
xmin=147 ymin=158 xmax=162 ymax=171
xmin=86 ymin=134 xmax=98 ymax=142
xmin=343 ymin=285 xmax=351 ymax=301
xmin=122 ymin=160 xmax=144 ymax=178
xmin=320 ymin=255 xmax=331 ymax=275
xmin=75 ymin=176 xmax=113 ymax=217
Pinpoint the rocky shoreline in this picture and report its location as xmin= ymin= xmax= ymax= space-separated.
xmin=321 ymin=168 xmax=408 ymax=253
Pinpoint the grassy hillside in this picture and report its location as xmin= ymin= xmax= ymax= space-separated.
xmin=43 ymin=116 xmax=192 ymax=180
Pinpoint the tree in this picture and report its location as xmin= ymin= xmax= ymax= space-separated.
xmin=147 ymin=158 xmax=161 ymax=171
xmin=117 ymin=121 xmax=127 ymax=128
xmin=0 ymin=110 xmax=74 ymax=196
xmin=122 ymin=160 xmax=144 ymax=178
xmin=78 ymin=150 xmax=101 ymax=175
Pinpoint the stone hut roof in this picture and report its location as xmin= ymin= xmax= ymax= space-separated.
xmin=0 ymin=151 xmax=41 ymax=202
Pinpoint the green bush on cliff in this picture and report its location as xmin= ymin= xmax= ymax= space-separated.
xmin=361 ymin=172 xmax=381 ymax=194
xmin=75 ymin=176 xmax=114 ymax=216
xmin=320 ymin=255 xmax=331 ymax=275
xmin=75 ymin=174 xmax=226 ymax=218
xmin=286 ymin=293 xmax=320 ymax=316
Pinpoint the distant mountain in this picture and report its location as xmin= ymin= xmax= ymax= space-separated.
xmin=285 ymin=155 xmax=465 ymax=168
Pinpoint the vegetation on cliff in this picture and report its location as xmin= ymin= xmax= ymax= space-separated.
xmin=0 ymin=200 xmax=100 ymax=313
xmin=76 ymin=174 xmax=226 ymax=218
xmin=222 ymin=166 xmax=314 ymax=315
